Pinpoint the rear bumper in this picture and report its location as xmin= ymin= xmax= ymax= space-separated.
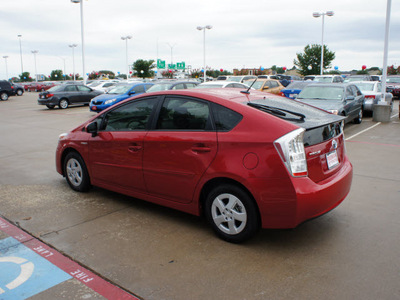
xmin=254 ymin=156 xmax=353 ymax=229
xmin=38 ymin=98 xmax=58 ymax=106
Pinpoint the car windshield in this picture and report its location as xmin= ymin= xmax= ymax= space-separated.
xmin=107 ymin=84 xmax=131 ymax=94
xmin=228 ymin=77 xmax=242 ymax=82
xmin=387 ymin=77 xmax=400 ymax=83
xmin=47 ymin=85 xmax=65 ymax=92
xmin=344 ymin=77 xmax=365 ymax=82
xmin=355 ymin=82 xmax=375 ymax=91
xmin=146 ymin=83 xmax=173 ymax=92
xmin=298 ymin=86 xmax=344 ymax=100
xmin=196 ymin=84 xmax=224 ymax=88
xmin=314 ymin=77 xmax=333 ymax=82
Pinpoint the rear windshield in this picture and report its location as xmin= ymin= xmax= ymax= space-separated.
xmin=147 ymin=83 xmax=173 ymax=92
xmin=314 ymin=77 xmax=333 ymax=83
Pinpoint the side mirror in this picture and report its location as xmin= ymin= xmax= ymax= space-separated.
xmin=346 ymin=96 xmax=355 ymax=101
xmin=86 ymin=121 xmax=98 ymax=137
xmin=129 ymin=91 xmax=136 ymax=95
xmin=263 ymin=86 xmax=270 ymax=90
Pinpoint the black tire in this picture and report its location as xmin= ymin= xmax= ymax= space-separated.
xmin=59 ymin=99 xmax=69 ymax=109
xmin=0 ymin=92 xmax=9 ymax=101
xmin=354 ymin=109 xmax=362 ymax=124
xmin=64 ymin=152 xmax=91 ymax=192
xmin=16 ymin=89 xmax=23 ymax=96
xmin=205 ymin=184 xmax=260 ymax=243
xmin=46 ymin=105 xmax=55 ymax=109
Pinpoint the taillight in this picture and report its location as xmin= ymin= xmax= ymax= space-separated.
xmin=365 ymin=95 xmax=376 ymax=100
xmin=279 ymin=92 xmax=284 ymax=96
xmin=46 ymin=93 xmax=54 ymax=98
xmin=274 ymin=128 xmax=308 ymax=177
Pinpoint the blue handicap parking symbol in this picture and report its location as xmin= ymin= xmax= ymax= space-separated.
xmin=0 ymin=237 xmax=72 ymax=300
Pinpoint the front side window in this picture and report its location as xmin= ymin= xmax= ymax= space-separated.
xmin=133 ymin=85 xmax=145 ymax=93
xmin=172 ymin=84 xmax=185 ymax=90
xmin=157 ymin=97 xmax=210 ymax=130
xmin=102 ymin=98 xmax=158 ymax=131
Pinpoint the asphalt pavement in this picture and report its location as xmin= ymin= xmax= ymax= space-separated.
xmin=0 ymin=92 xmax=399 ymax=300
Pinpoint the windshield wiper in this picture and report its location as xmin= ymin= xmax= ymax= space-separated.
xmin=247 ymin=103 xmax=306 ymax=121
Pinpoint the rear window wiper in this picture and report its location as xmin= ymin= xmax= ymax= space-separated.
xmin=247 ymin=103 xmax=306 ymax=121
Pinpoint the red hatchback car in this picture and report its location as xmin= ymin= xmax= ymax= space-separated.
xmin=56 ymin=89 xmax=353 ymax=242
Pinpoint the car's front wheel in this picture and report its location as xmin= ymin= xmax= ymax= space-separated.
xmin=16 ymin=89 xmax=23 ymax=96
xmin=64 ymin=152 xmax=91 ymax=192
xmin=354 ymin=109 xmax=362 ymax=124
xmin=59 ymin=99 xmax=69 ymax=109
xmin=0 ymin=92 xmax=9 ymax=101
xmin=205 ymin=184 xmax=260 ymax=243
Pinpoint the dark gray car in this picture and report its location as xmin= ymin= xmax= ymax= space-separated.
xmin=38 ymin=84 xmax=103 ymax=109
xmin=296 ymin=83 xmax=364 ymax=124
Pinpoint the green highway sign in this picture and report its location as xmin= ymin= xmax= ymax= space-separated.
xmin=157 ymin=59 xmax=166 ymax=69
xmin=168 ymin=63 xmax=176 ymax=69
xmin=176 ymin=62 xmax=186 ymax=70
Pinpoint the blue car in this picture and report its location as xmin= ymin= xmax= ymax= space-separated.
xmin=280 ymin=81 xmax=314 ymax=99
xmin=89 ymin=82 xmax=153 ymax=112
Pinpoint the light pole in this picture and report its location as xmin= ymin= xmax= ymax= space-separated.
xmin=121 ymin=35 xmax=132 ymax=80
xmin=3 ymin=56 xmax=9 ymax=80
xmin=197 ymin=25 xmax=212 ymax=82
xmin=17 ymin=35 xmax=24 ymax=76
xmin=31 ymin=50 xmax=38 ymax=82
xmin=381 ymin=0 xmax=391 ymax=105
xmin=71 ymin=0 xmax=86 ymax=84
xmin=166 ymin=43 xmax=177 ymax=67
xmin=313 ymin=11 xmax=334 ymax=75
xmin=69 ymin=44 xmax=78 ymax=81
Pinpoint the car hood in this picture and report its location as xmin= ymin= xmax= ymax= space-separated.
xmin=92 ymin=93 xmax=127 ymax=101
xmin=295 ymin=98 xmax=343 ymax=112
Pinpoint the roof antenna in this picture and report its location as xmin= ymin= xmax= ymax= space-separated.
xmin=241 ymin=78 xmax=257 ymax=94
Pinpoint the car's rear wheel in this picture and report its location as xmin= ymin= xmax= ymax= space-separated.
xmin=46 ymin=105 xmax=55 ymax=109
xmin=59 ymin=99 xmax=69 ymax=109
xmin=205 ymin=184 xmax=259 ymax=243
xmin=64 ymin=152 xmax=91 ymax=192
xmin=354 ymin=109 xmax=362 ymax=124
xmin=0 ymin=92 xmax=9 ymax=101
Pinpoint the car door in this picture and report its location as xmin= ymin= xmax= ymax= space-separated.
xmin=351 ymin=85 xmax=364 ymax=112
xmin=64 ymin=85 xmax=80 ymax=104
xmin=76 ymin=85 xmax=95 ymax=103
xmin=143 ymin=96 xmax=217 ymax=204
xmin=87 ymin=97 xmax=159 ymax=192
xmin=344 ymin=86 xmax=359 ymax=119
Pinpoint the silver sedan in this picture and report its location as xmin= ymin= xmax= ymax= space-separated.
xmin=353 ymin=81 xmax=393 ymax=112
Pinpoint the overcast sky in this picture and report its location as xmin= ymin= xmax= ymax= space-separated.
xmin=1 ymin=0 xmax=400 ymax=79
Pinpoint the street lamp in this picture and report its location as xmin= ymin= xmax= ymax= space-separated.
xmin=197 ymin=25 xmax=212 ymax=82
xmin=17 ymin=35 xmax=24 ymax=76
xmin=31 ymin=50 xmax=39 ymax=82
xmin=3 ymin=56 xmax=9 ymax=80
xmin=313 ymin=11 xmax=334 ymax=75
xmin=69 ymin=44 xmax=78 ymax=81
xmin=166 ymin=43 xmax=177 ymax=67
xmin=121 ymin=35 xmax=132 ymax=80
xmin=71 ymin=0 xmax=86 ymax=84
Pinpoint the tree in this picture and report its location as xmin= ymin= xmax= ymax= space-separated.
xmin=19 ymin=72 xmax=33 ymax=82
xmin=50 ymin=69 xmax=64 ymax=81
xmin=132 ymin=59 xmax=155 ymax=78
xmin=294 ymin=44 xmax=335 ymax=76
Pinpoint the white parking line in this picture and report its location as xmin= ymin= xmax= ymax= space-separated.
xmin=345 ymin=122 xmax=381 ymax=141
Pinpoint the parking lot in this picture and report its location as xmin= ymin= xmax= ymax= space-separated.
xmin=0 ymin=92 xmax=399 ymax=299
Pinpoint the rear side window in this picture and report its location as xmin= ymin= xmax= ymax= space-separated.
xmin=211 ymin=103 xmax=242 ymax=131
